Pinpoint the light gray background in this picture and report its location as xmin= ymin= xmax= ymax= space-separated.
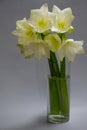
xmin=0 ymin=0 xmax=87 ymax=130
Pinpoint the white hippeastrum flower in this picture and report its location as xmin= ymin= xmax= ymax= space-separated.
xmin=58 ymin=39 xmax=84 ymax=61
xmin=29 ymin=3 xmax=54 ymax=33
xmin=12 ymin=18 xmax=35 ymax=45
xmin=52 ymin=5 xmax=74 ymax=33
xmin=45 ymin=34 xmax=61 ymax=52
xmin=20 ymin=39 xmax=50 ymax=60
xmin=12 ymin=17 xmax=50 ymax=60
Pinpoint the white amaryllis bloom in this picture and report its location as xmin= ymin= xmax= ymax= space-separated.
xmin=58 ymin=39 xmax=84 ymax=61
xmin=12 ymin=18 xmax=35 ymax=45
xmin=12 ymin=18 xmax=50 ymax=60
xmin=52 ymin=5 xmax=74 ymax=33
xmin=29 ymin=3 xmax=54 ymax=33
xmin=45 ymin=34 xmax=61 ymax=52
xmin=20 ymin=39 xmax=50 ymax=60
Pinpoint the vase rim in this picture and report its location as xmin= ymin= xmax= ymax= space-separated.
xmin=48 ymin=75 xmax=70 ymax=80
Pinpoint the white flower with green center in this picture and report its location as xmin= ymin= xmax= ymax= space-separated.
xmin=29 ymin=3 xmax=54 ymax=33
xmin=52 ymin=5 xmax=75 ymax=33
xmin=58 ymin=39 xmax=84 ymax=61
xmin=12 ymin=17 xmax=51 ymax=60
xmin=12 ymin=18 xmax=35 ymax=45
xmin=45 ymin=34 xmax=61 ymax=52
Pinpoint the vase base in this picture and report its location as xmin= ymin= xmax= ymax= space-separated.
xmin=47 ymin=114 xmax=69 ymax=124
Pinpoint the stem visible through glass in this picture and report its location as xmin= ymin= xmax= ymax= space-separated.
xmin=48 ymin=51 xmax=69 ymax=119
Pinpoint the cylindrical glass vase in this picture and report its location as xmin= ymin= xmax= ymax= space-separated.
xmin=47 ymin=76 xmax=70 ymax=123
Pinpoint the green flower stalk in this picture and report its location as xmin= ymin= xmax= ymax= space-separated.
xmin=12 ymin=3 xmax=84 ymax=123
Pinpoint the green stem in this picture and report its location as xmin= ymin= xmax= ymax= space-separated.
xmin=48 ymin=51 xmax=60 ymax=77
xmin=60 ymin=58 xmax=69 ymax=116
xmin=49 ymin=77 xmax=60 ymax=114
xmin=60 ymin=57 xmax=66 ymax=78
xmin=48 ymin=51 xmax=61 ymax=115
xmin=48 ymin=44 xmax=69 ymax=118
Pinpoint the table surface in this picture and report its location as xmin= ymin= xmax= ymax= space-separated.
xmin=0 ymin=104 xmax=87 ymax=130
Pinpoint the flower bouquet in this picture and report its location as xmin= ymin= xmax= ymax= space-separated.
xmin=12 ymin=3 xmax=84 ymax=123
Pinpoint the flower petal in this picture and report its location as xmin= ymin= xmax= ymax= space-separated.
xmin=58 ymin=39 xmax=84 ymax=61
xmin=40 ymin=3 xmax=48 ymax=12
xmin=61 ymin=8 xmax=74 ymax=28
xmin=29 ymin=4 xmax=52 ymax=33
xmin=45 ymin=34 xmax=61 ymax=52
xmin=19 ymin=40 xmax=50 ymax=60
xmin=52 ymin=5 xmax=74 ymax=33
xmin=12 ymin=18 xmax=35 ymax=45
xmin=52 ymin=5 xmax=61 ymax=14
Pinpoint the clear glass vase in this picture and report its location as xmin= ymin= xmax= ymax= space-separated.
xmin=47 ymin=55 xmax=70 ymax=123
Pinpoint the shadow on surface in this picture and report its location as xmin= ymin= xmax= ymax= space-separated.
xmin=1 ymin=115 xmax=55 ymax=130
